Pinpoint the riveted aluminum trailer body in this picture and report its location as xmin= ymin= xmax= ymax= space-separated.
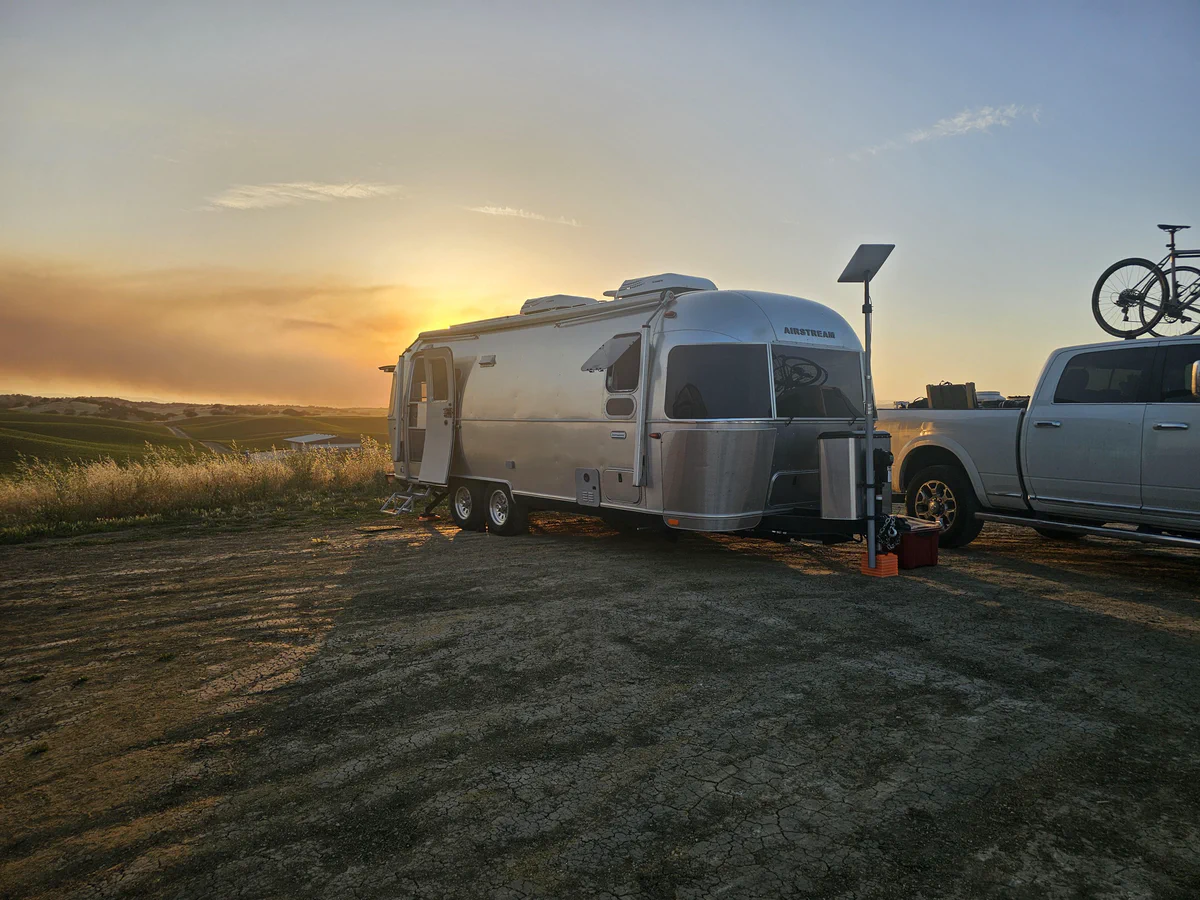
xmin=387 ymin=279 xmax=881 ymax=532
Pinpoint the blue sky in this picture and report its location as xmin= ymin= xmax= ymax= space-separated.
xmin=1 ymin=1 xmax=1197 ymax=404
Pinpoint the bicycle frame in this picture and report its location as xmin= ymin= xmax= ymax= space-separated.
xmin=1159 ymin=230 xmax=1200 ymax=304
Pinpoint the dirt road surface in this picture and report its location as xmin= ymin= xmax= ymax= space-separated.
xmin=2 ymin=516 xmax=1198 ymax=898
xmin=164 ymin=424 xmax=230 ymax=454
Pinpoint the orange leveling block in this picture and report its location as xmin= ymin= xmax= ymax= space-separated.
xmin=860 ymin=551 xmax=900 ymax=578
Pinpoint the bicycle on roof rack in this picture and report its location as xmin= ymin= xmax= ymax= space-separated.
xmin=1092 ymin=224 xmax=1200 ymax=338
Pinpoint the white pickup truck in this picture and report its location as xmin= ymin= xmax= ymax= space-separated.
xmin=878 ymin=336 xmax=1200 ymax=549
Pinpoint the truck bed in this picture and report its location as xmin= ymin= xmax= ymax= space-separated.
xmin=879 ymin=407 xmax=1027 ymax=511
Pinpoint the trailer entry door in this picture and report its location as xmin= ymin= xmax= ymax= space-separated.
xmin=416 ymin=347 xmax=455 ymax=485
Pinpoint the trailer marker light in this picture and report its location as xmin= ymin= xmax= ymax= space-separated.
xmin=667 ymin=518 xmax=679 ymax=526
xmin=663 ymin=310 xmax=677 ymax=318
xmin=649 ymin=432 xmax=661 ymax=439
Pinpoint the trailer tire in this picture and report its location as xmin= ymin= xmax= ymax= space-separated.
xmin=906 ymin=464 xmax=983 ymax=548
xmin=449 ymin=480 xmax=486 ymax=532
xmin=485 ymin=484 xmax=528 ymax=536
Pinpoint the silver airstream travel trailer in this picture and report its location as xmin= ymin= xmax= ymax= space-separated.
xmin=384 ymin=274 xmax=889 ymax=537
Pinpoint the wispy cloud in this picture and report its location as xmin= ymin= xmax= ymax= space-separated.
xmin=851 ymin=104 xmax=1038 ymax=160
xmin=467 ymin=205 xmax=581 ymax=227
xmin=206 ymin=181 xmax=404 ymax=210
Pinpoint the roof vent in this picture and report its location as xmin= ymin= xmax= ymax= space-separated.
xmin=603 ymin=273 xmax=716 ymax=300
xmin=520 ymin=294 xmax=599 ymax=315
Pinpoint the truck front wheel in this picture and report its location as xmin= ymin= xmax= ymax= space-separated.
xmin=906 ymin=465 xmax=983 ymax=548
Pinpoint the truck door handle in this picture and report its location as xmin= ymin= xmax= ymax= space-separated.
xmin=1153 ymin=422 xmax=1189 ymax=430
xmin=1034 ymin=420 xmax=1061 ymax=428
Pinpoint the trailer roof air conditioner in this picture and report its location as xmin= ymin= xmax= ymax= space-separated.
xmin=603 ymin=273 xmax=716 ymax=300
xmin=520 ymin=294 xmax=599 ymax=315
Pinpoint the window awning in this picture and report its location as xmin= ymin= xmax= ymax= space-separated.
xmin=581 ymin=333 xmax=639 ymax=372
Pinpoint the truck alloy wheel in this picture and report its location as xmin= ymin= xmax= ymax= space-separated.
xmin=913 ymin=479 xmax=957 ymax=531
xmin=905 ymin=464 xmax=983 ymax=548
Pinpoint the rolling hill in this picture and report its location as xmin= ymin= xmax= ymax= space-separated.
xmin=0 ymin=411 xmax=199 ymax=473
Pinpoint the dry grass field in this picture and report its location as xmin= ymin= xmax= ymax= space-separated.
xmin=0 ymin=440 xmax=390 ymax=542
xmin=2 ymin=514 xmax=1198 ymax=899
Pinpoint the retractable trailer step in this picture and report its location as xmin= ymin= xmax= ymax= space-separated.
xmin=381 ymin=482 xmax=446 ymax=516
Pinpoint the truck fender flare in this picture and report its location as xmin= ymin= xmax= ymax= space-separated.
xmin=897 ymin=436 xmax=987 ymax=507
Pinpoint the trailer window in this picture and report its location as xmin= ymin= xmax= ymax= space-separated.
xmin=606 ymin=335 xmax=641 ymax=393
xmin=1053 ymin=347 xmax=1155 ymax=403
xmin=772 ymin=345 xmax=865 ymax=419
xmin=407 ymin=360 xmax=427 ymax=427
xmin=429 ymin=357 xmax=449 ymax=402
xmin=665 ymin=344 xmax=771 ymax=419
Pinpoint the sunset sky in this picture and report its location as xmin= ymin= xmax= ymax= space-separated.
xmin=2 ymin=1 xmax=1198 ymax=407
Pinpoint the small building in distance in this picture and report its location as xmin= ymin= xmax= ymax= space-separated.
xmin=283 ymin=433 xmax=362 ymax=452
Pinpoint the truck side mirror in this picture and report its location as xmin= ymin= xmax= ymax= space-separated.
xmin=1191 ymin=360 xmax=1200 ymax=398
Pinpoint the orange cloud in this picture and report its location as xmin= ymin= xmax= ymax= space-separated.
xmin=0 ymin=257 xmax=472 ymax=406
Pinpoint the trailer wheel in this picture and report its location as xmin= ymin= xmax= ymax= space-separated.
xmin=906 ymin=464 xmax=983 ymax=548
xmin=449 ymin=480 xmax=486 ymax=532
xmin=485 ymin=484 xmax=528 ymax=536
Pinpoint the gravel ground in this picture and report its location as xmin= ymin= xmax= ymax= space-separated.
xmin=1 ymin=514 xmax=1199 ymax=899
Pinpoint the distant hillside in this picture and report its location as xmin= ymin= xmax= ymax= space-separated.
xmin=0 ymin=394 xmax=387 ymax=421
xmin=0 ymin=395 xmax=390 ymax=474
xmin=0 ymin=411 xmax=199 ymax=473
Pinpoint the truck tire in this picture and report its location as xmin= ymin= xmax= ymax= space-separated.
xmin=1034 ymin=527 xmax=1082 ymax=541
xmin=484 ymin=483 xmax=528 ymax=536
xmin=449 ymin=480 xmax=486 ymax=532
xmin=906 ymin=464 xmax=984 ymax=548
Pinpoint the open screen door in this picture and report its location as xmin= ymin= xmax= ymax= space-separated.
xmin=415 ymin=347 xmax=455 ymax=485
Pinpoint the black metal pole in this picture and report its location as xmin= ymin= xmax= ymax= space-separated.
xmin=863 ymin=277 xmax=876 ymax=568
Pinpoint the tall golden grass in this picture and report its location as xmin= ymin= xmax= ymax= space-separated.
xmin=0 ymin=438 xmax=391 ymax=528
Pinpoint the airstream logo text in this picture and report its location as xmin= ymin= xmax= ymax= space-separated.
xmin=784 ymin=327 xmax=836 ymax=339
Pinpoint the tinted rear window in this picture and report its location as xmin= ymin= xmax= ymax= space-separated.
xmin=772 ymin=345 xmax=864 ymax=418
xmin=1159 ymin=342 xmax=1200 ymax=403
xmin=1053 ymin=347 xmax=1155 ymax=403
xmin=665 ymin=344 xmax=771 ymax=419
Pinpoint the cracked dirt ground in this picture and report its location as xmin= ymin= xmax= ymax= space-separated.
xmin=2 ymin=515 xmax=1199 ymax=899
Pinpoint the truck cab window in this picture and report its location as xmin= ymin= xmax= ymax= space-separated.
xmin=665 ymin=344 xmax=771 ymax=419
xmin=1053 ymin=347 xmax=1155 ymax=404
xmin=606 ymin=335 xmax=641 ymax=392
xmin=772 ymin=345 xmax=864 ymax=418
xmin=1160 ymin=343 xmax=1200 ymax=402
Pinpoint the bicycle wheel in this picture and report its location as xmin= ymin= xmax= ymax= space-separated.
xmin=1092 ymin=258 xmax=1169 ymax=337
xmin=1144 ymin=266 xmax=1200 ymax=336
